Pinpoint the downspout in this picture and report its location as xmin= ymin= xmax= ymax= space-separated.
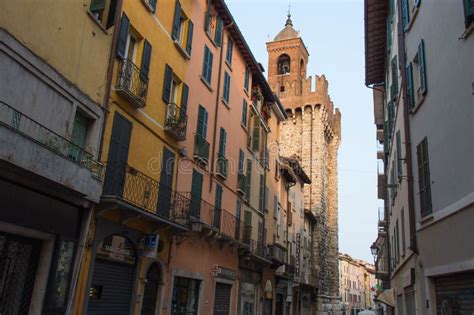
xmin=209 ymin=20 xmax=234 ymax=192
xmin=397 ymin=0 xmax=418 ymax=254
xmin=98 ymin=0 xmax=124 ymax=162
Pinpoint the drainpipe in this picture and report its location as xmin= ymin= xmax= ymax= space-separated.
xmin=209 ymin=19 xmax=234 ymax=192
xmin=97 ymin=0 xmax=124 ymax=162
xmin=397 ymin=0 xmax=418 ymax=254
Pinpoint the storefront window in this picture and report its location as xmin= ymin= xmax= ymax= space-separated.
xmin=46 ymin=239 xmax=75 ymax=310
xmin=240 ymin=282 xmax=256 ymax=315
xmin=172 ymin=276 xmax=201 ymax=315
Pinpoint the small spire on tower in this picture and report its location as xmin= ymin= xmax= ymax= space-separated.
xmin=285 ymin=4 xmax=293 ymax=27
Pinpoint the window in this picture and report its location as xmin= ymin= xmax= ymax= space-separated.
xmin=395 ymin=219 xmax=400 ymax=262
xmin=244 ymin=66 xmax=250 ymax=91
xmin=401 ymin=208 xmax=406 ymax=256
xmin=162 ymin=64 xmax=184 ymax=106
xmin=391 ymin=57 xmax=398 ymax=100
xmin=142 ymin=0 xmax=157 ymax=13
xmin=171 ymin=277 xmax=201 ymax=315
xmin=69 ymin=111 xmax=90 ymax=161
xmin=172 ymin=1 xmax=194 ymax=56
xmin=238 ymin=149 xmax=244 ymax=174
xmin=218 ymin=128 xmax=227 ymax=158
xmin=202 ymin=45 xmax=213 ymax=84
xmin=405 ymin=291 xmax=416 ymax=315
xmin=406 ymin=63 xmax=415 ymax=110
xmin=196 ymin=106 xmax=208 ymax=139
xmin=226 ymin=36 xmax=233 ymax=64
xmin=190 ymin=170 xmax=203 ymax=216
xmin=277 ymin=54 xmax=291 ymax=74
xmin=251 ymin=114 xmax=260 ymax=152
xmin=215 ymin=184 xmax=223 ymax=210
xmin=275 ymin=159 xmax=280 ymax=180
xmin=259 ymin=174 xmax=264 ymax=212
xmin=89 ymin=0 xmax=118 ymax=29
xmin=464 ymin=0 xmax=474 ymax=27
xmin=401 ymin=0 xmax=410 ymax=31
xmin=411 ymin=40 xmax=427 ymax=103
xmin=416 ymin=138 xmax=432 ymax=217
xmin=223 ymin=72 xmax=231 ymax=104
xmin=245 ymin=159 xmax=252 ymax=198
xmin=241 ymin=100 xmax=248 ymax=127
xmin=396 ymin=131 xmax=402 ymax=177
xmin=204 ymin=10 xmax=223 ymax=46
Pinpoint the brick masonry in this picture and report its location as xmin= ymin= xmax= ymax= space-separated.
xmin=267 ymin=32 xmax=342 ymax=314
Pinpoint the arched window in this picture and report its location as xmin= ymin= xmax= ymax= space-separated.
xmin=277 ymin=54 xmax=291 ymax=74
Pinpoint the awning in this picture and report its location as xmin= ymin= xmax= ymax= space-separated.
xmin=377 ymin=288 xmax=395 ymax=307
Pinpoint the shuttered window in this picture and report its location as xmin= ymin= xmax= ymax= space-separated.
xmin=196 ymin=105 xmax=208 ymax=138
xmin=215 ymin=184 xmax=222 ymax=210
xmin=214 ymin=16 xmax=223 ymax=46
xmin=418 ymin=40 xmax=427 ymax=95
xmin=147 ymin=0 xmax=157 ymax=12
xmin=181 ymin=83 xmax=189 ymax=115
xmin=140 ymin=40 xmax=152 ymax=80
xmin=396 ymin=131 xmax=402 ymax=177
xmin=218 ymin=128 xmax=227 ymax=157
xmin=464 ymin=0 xmax=474 ymax=27
xmin=223 ymin=72 xmax=231 ymax=104
xmin=162 ymin=64 xmax=173 ymax=103
xmin=401 ymin=208 xmax=406 ymax=256
xmin=117 ymin=14 xmax=130 ymax=59
xmin=259 ymin=174 xmax=264 ymax=212
xmin=395 ymin=219 xmax=400 ymax=262
xmin=402 ymin=0 xmax=410 ymax=31
xmin=191 ymin=170 xmax=203 ymax=217
xmin=252 ymin=115 xmax=260 ymax=152
xmin=71 ymin=111 xmax=89 ymax=149
xmin=415 ymin=0 xmax=421 ymax=7
xmin=186 ymin=21 xmax=194 ymax=55
xmin=387 ymin=16 xmax=392 ymax=51
xmin=171 ymin=1 xmax=181 ymax=40
xmin=241 ymin=100 xmax=248 ymax=126
xmin=202 ymin=45 xmax=213 ymax=84
xmin=245 ymin=160 xmax=252 ymax=198
xmin=238 ymin=150 xmax=244 ymax=174
xmin=244 ymin=67 xmax=250 ymax=91
xmin=406 ymin=63 xmax=415 ymax=110
xmin=416 ymin=137 xmax=432 ymax=217
xmin=226 ymin=36 xmax=233 ymax=64
xmin=391 ymin=57 xmax=398 ymax=99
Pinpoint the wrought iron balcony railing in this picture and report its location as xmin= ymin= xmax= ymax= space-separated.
xmin=216 ymin=154 xmax=228 ymax=179
xmin=237 ymin=173 xmax=247 ymax=195
xmin=0 ymin=101 xmax=102 ymax=177
xmin=193 ymin=134 xmax=210 ymax=164
xmin=116 ymin=58 xmax=148 ymax=108
xmin=164 ymin=103 xmax=187 ymax=141
xmin=268 ymin=243 xmax=287 ymax=265
xmin=249 ymin=239 xmax=267 ymax=259
xmin=102 ymin=162 xmax=190 ymax=226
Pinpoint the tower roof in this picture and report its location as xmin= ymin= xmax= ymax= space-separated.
xmin=273 ymin=13 xmax=300 ymax=41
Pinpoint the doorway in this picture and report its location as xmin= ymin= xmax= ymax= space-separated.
xmin=141 ymin=263 xmax=162 ymax=315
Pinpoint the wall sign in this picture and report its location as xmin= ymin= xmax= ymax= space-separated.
xmin=212 ymin=265 xmax=237 ymax=280
xmin=143 ymin=234 xmax=160 ymax=258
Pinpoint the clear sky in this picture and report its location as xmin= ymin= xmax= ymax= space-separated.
xmin=226 ymin=0 xmax=381 ymax=262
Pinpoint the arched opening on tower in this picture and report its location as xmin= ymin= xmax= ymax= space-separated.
xmin=277 ymin=54 xmax=291 ymax=74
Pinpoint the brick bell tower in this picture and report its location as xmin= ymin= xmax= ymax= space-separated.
xmin=267 ymin=13 xmax=342 ymax=315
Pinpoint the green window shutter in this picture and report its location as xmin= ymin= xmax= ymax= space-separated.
xmin=105 ymin=0 xmax=118 ymax=29
xmin=391 ymin=57 xmax=398 ymax=98
xmin=244 ymin=210 xmax=252 ymax=226
xmin=417 ymin=138 xmax=432 ymax=217
xmin=259 ymin=174 xmax=264 ymax=211
xmin=218 ymin=128 xmax=226 ymax=156
xmin=387 ymin=101 xmax=394 ymax=138
xmin=171 ymin=1 xmax=181 ymax=41
xmin=149 ymin=0 xmax=157 ymax=12
xmin=244 ymin=67 xmax=249 ymax=91
xmin=90 ymin=0 xmax=106 ymax=12
xmin=406 ymin=63 xmax=415 ymax=110
xmin=226 ymin=37 xmax=233 ymax=64
xmin=401 ymin=208 xmax=406 ymax=255
xmin=140 ymin=40 xmax=152 ymax=80
xmin=214 ymin=16 xmax=223 ymax=46
xmin=197 ymin=105 xmax=205 ymax=137
xmin=215 ymin=184 xmax=222 ymax=210
xmin=396 ymin=131 xmax=402 ymax=177
xmin=414 ymin=0 xmax=421 ymax=7
xmin=386 ymin=17 xmax=392 ymax=52
xmin=246 ymin=160 xmax=252 ymax=197
xmin=186 ymin=21 xmax=194 ymax=55
xmin=180 ymin=83 xmax=189 ymax=115
xmin=418 ymin=40 xmax=427 ymax=95
xmin=238 ymin=149 xmax=244 ymax=173
xmin=402 ymin=0 xmax=410 ymax=31
xmin=223 ymin=72 xmax=230 ymax=103
xmin=252 ymin=115 xmax=260 ymax=152
xmin=71 ymin=111 xmax=89 ymax=149
xmin=241 ymin=100 xmax=248 ymax=126
xmin=191 ymin=170 xmax=203 ymax=217
xmin=464 ymin=0 xmax=474 ymax=26
xmin=202 ymin=46 xmax=213 ymax=83
xmin=162 ymin=64 xmax=172 ymax=103
xmin=117 ymin=14 xmax=129 ymax=59
xmin=390 ymin=0 xmax=395 ymax=16
xmin=204 ymin=11 xmax=211 ymax=33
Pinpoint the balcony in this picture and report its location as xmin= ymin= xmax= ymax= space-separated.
xmin=237 ymin=173 xmax=247 ymax=195
xmin=193 ymin=134 xmax=210 ymax=164
xmin=164 ymin=103 xmax=187 ymax=141
xmin=0 ymin=101 xmax=102 ymax=202
xmin=101 ymin=162 xmax=190 ymax=228
xmin=249 ymin=239 xmax=267 ymax=259
xmin=116 ymin=59 xmax=148 ymax=108
xmin=216 ymin=154 xmax=228 ymax=179
xmin=268 ymin=243 xmax=287 ymax=266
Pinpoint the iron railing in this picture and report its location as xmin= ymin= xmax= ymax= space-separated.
xmin=250 ymin=239 xmax=267 ymax=259
xmin=216 ymin=154 xmax=228 ymax=179
xmin=102 ymin=162 xmax=190 ymax=226
xmin=237 ymin=173 xmax=247 ymax=195
xmin=193 ymin=134 xmax=210 ymax=163
xmin=164 ymin=103 xmax=187 ymax=141
xmin=116 ymin=58 xmax=148 ymax=108
xmin=0 ymin=101 xmax=101 ymax=176
xmin=268 ymin=243 xmax=287 ymax=264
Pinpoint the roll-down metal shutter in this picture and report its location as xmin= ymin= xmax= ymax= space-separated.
xmin=213 ymin=282 xmax=232 ymax=315
xmin=435 ymin=272 xmax=474 ymax=314
xmin=87 ymin=259 xmax=135 ymax=315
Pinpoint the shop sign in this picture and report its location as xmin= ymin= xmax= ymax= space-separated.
xmin=212 ymin=265 xmax=237 ymax=280
xmin=143 ymin=234 xmax=160 ymax=258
